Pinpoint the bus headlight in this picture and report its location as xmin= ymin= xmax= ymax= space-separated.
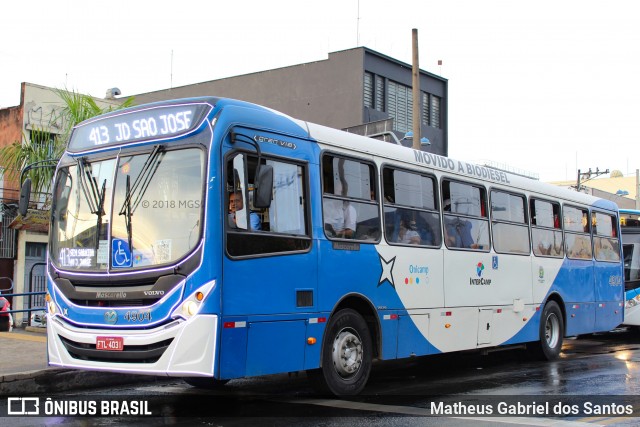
xmin=626 ymin=296 xmax=640 ymax=309
xmin=46 ymin=294 xmax=57 ymax=315
xmin=172 ymin=280 xmax=216 ymax=320
xmin=182 ymin=301 xmax=198 ymax=317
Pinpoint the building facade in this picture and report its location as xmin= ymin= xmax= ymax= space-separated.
xmin=133 ymin=47 xmax=449 ymax=155
xmin=0 ymin=83 xmax=121 ymax=324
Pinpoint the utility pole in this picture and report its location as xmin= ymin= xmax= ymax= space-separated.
xmin=576 ymin=168 xmax=609 ymax=192
xmin=411 ymin=28 xmax=421 ymax=150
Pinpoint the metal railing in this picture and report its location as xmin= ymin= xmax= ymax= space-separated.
xmin=0 ymin=270 xmax=47 ymax=326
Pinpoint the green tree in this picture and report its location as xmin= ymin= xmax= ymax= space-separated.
xmin=0 ymin=88 xmax=133 ymax=201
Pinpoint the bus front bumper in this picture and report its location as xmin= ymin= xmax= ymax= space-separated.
xmin=47 ymin=314 xmax=219 ymax=377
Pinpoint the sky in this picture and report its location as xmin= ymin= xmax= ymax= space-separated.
xmin=1 ymin=0 xmax=639 ymax=183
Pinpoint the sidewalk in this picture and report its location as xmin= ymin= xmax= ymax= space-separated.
xmin=0 ymin=327 xmax=165 ymax=395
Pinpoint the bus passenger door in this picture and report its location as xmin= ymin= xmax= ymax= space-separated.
xmin=220 ymin=149 xmax=318 ymax=379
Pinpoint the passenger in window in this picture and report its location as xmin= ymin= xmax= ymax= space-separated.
xmin=397 ymin=218 xmax=421 ymax=245
xmin=324 ymin=199 xmax=356 ymax=238
xmin=443 ymin=199 xmax=481 ymax=249
xmin=444 ymin=216 xmax=477 ymax=249
xmin=228 ymin=191 xmax=261 ymax=230
xmin=421 ymin=216 xmax=438 ymax=246
xmin=324 ymin=179 xmax=357 ymax=238
xmin=582 ymin=212 xmax=589 ymax=233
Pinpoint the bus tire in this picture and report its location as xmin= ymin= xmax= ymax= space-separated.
xmin=529 ymin=301 xmax=564 ymax=360
xmin=183 ymin=377 xmax=229 ymax=389
xmin=308 ymin=308 xmax=372 ymax=396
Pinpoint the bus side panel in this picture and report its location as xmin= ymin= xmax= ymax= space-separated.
xmin=246 ymin=320 xmax=306 ymax=376
xmin=318 ymin=244 xmax=442 ymax=358
xmin=397 ymin=312 xmax=439 ymax=358
xmin=222 ymin=252 xmax=318 ymax=316
xmin=304 ymin=321 xmax=326 ymax=369
xmin=565 ymin=303 xmax=595 ymax=336
xmin=549 ymin=259 xmax=595 ymax=336
xmin=219 ymin=323 xmax=248 ymax=379
xmin=594 ymin=261 xmax=624 ymax=331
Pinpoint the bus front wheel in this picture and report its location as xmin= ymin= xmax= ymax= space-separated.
xmin=308 ymin=308 xmax=372 ymax=396
xmin=529 ymin=300 xmax=564 ymax=360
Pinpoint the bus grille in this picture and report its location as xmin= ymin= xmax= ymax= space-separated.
xmin=59 ymin=336 xmax=173 ymax=364
xmin=69 ymin=299 xmax=160 ymax=308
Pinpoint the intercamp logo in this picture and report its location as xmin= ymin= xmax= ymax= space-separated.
xmin=476 ymin=262 xmax=485 ymax=277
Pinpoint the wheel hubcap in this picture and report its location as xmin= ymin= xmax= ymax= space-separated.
xmin=545 ymin=313 xmax=560 ymax=348
xmin=332 ymin=328 xmax=363 ymax=378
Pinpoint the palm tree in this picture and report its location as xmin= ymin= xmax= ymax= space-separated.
xmin=0 ymin=88 xmax=133 ymax=203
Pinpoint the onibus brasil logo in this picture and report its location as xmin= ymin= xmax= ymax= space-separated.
xmin=470 ymin=262 xmax=492 ymax=286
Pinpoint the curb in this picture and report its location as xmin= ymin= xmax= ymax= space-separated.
xmin=24 ymin=326 xmax=47 ymax=334
xmin=0 ymin=369 xmax=166 ymax=396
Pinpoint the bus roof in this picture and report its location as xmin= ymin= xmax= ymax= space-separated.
xmin=306 ymin=121 xmax=617 ymax=212
xmin=70 ymin=96 xmax=617 ymax=212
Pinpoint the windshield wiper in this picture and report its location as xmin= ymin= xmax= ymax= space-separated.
xmin=95 ymin=178 xmax=107 ymax=248
xmin=77 ymin=158 xmax=99 ymax=214
xmin=76 ymin=158 xmax=107 ymax=249
xmin=121 ymin=175 xmax=133 ymax=251
xmin=118 ymin=145 xmax=165 ymax=251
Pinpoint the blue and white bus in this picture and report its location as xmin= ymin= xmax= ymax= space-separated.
xmin=36 ymin=97 xmax=624 ymax=395
xmin=619 ymin=209 xmax=640 ymax=326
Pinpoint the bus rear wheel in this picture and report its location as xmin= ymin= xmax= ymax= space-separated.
xmin=308 ymin=308 xmax=372 ymax=396
xmin=529 ymin=300 xmax=564 ymax=360
xmin=183 ymin=377 xmax=229 ymax=389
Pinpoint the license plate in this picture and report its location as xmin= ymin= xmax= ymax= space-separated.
xmin=96 ymin=336 xmax=124 ymax=351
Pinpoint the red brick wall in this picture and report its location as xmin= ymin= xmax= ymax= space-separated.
xmin=0 ymin=103 xmax=23 ymax=198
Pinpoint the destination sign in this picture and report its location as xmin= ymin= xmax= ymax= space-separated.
xmin=68 ymin=103 xmax=211 ymax=152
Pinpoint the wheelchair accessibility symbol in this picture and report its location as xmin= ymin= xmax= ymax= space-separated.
xmin=112 ymin=238 xmax=132 ymax=268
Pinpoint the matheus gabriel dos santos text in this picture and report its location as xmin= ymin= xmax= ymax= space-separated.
xmin=430 ymin=401 xmax=634 ymax=416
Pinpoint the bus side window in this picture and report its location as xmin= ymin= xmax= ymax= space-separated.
xmin=593 ymin=212 xmax=621 ymax=262
xmin=490 ymin=190 xmax=529 ymax=255
xmin=442 ymin=180 xmax=489 ymax=251
xmin=531 ymin=199 xmax=563 ymax=258
xmin=226 ymin=151 xmax=311 ymax=257
xmin=564 ymin=205 xmax=592 ymax=260
xmin=382 ymin=167 xmax=441 ymax=247
xmin=322 ymin=154 xmax=380 ymax=242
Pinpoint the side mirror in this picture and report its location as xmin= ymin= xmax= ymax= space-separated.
xmin=253 ymin=165 xmax=273 ymax=209
xmin=18 ymin=178 xmax=32 ymax=217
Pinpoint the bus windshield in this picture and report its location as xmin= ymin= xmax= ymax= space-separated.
xmin=50 ymin=147 xmax=204 ymax=271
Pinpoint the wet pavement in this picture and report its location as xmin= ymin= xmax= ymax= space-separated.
xmin=0 ymin=326 xmax=164 ymax=395
xmin=2 ymin=326 xmax=640 ymax=425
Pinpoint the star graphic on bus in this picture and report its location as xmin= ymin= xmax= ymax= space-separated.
xmin=378 ymin=254 xmax=396 ymax=288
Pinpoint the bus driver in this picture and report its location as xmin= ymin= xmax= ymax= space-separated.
xmin=229 ymin=191 xmax=261 ymax=230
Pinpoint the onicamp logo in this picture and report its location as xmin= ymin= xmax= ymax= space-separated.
xmin=404 ymin=264 xmax=430 ymax=285
xmin=470 ymin=262 xmax=491 ymax=286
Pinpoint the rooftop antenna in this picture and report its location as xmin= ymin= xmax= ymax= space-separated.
xmin=170 ymin=49 xmax=174 ymax=89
